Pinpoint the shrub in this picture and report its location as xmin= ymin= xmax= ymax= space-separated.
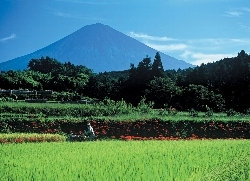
xmin=189 ymin=108 xmax=198 ymax=117
xmin=226 ymin=109 xmax=238 ymax=116
xmin=205 ymin=105 xmax=213 ymax=117
xmin=136 ymin=97 xmax=154 ymax=114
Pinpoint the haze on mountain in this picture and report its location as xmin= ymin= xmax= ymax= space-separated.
xmin=0 ymin=23 xmax=193 ymax=73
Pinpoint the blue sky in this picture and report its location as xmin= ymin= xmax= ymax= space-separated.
xmin=0 ymin=0 xmax=250 ymax=66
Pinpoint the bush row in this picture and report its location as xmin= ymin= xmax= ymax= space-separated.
xmin=0 ymin=98 xmax=154 ymax=117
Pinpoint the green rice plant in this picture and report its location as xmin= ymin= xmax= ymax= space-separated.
xmin=202 ymin=153 xmax=250 ymax=181
xmin=0 ymin=140 xmax=249 ymax=180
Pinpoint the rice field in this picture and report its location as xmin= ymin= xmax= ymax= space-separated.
xmin=0 ymin=133 xmax=65 ymax=143
xmin=1 ymin=140 xmax=250 ymax=181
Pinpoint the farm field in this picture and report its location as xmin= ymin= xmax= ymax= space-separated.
xmin=1 ymin=140 xmax=250 ymax=181
xmin=1 ymin=101 xmax=250 ymax=122
xmin=1 ymin=102 xmax=250 ymax=139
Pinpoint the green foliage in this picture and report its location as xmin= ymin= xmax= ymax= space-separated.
xmin=128 ymin=52 xmax=164 ymax=85
xmin=98 ymin=98 xmax=134 ymax=116
xmin=0 ymin=96 xmax=15 ymax=102
xmin=137 ymin=55 xmax=152 ymax=82
xmin=245 ymin=108 xmax=250 ymax=115
xmin=28 ymin=56 xmax=62 ymax=74
xmin=84 ymin=73 xmax=118 ymax=99
xmin=205 ymin=105 xmax=213 ymax=117
xmin=158 ymin=104 xmax=178 ymax=116
xmin=51 ymin=91 xmax=81 ymax=101
xmin=189 ymin=108 xmax=199 ymax=117
xmin=145 ymin=76 xmax=182 ymax=108
xmin=168 ymin=108 xmax=178 ymax=115
xmin=136 ymin=97 xmax=154 ymax=114
xmin=0 ymin=98 xmax=154 ymax=119
xmin=2 ymin=100 xmax=250 ymax=123
xmin=180 ymin=84 xmax=225 ymax=112
xmin=226 ymin=109 xmax=238 ymax=116
xmin=152 ymin=52 xmax=164 ymax=77
xmin=0 ymin=122 xmax=12 ymax=133
xmin=124 ymin=53 xmax=165 ymax=105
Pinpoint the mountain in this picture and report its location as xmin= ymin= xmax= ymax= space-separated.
xmin=0 ymin=23 xmax=193 ymax=73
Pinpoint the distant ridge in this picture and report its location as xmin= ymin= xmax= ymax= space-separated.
xmin=0 ymin=23 xmax=194 ymax=73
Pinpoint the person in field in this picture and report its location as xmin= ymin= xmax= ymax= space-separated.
xmin=86 ymin=123 xmax=95 ymax=141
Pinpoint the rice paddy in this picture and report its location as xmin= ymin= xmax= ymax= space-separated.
xmin=1 ymin=140 xmax=250 ymax=181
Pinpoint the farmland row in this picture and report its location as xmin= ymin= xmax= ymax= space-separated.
xmin=2 ymin=102 xmax=250 ymax=122
xmin=1 ymin=119 xmax=249 ymax=139
xmin=0 ymin=133 xmax=65 ymax=144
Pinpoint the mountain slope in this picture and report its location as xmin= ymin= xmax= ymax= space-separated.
xmin=0 ymin=23 xmax=193 ymax=72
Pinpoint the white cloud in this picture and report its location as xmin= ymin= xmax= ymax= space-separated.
xmin=0 ymin=33 xmax=16 ymax=42
xmin=241 ymin=7 xmax=250 ymax=12
xmin=225 ymin=7 xmax=250 ymax=18
xmin=230 ymin=38 xmax=250 ymax=43
xmin=225 ymin=11 xmax=242 ymax=17
xmin=54 ymin=11 xmax=73 ymax=18
xmin=180 ymin=51 xmax=192 ymax=60
xmin=181 ymin=52 xmax=235 ymax=65
xmin=187 ymin=38 xmax=226 ymax=45
xmin=128 ymin=31 xmax=249 ymax=65
xmin=146 ymin=43 xmax=188 ymax=51
xmin=128 ymin=32 xmax=174 ymax=41
xmin=238 ymin=23 xmax=250 ymax=31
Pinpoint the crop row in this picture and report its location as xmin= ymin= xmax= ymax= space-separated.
xmin=0 ymin=99 xmax=146 ymax=117
xmin=2 ymin=102 xmax=250 ymax=122
xmin=0 ymin=133 xmax=65 ymax=144
xmin=1 ymin=119 xmax=249 ymax=139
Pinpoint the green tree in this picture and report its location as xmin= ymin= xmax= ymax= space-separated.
xmin=124 ymin=56 xmax=153 ymax=105
xmin=0 ymin=70 xmax=24 ymax=89
xmin=145 ymin=77 xmax=182 ymax=108
xmin=152 ymin=52 xmax=164 ymax=78
xmin=84 ymin=73 xmax=116 ymax=99
xmin=28 ymin=56 xmax=62 ymax=74
xmin=180 ymin=84 xmax=225 ymax=111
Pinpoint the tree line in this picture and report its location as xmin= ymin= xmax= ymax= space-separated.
xmin=0 ymin=50 xmax=249 ymax=112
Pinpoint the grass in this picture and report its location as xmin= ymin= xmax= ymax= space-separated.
xmin=1 ymin=140 xmax=250 ymax=180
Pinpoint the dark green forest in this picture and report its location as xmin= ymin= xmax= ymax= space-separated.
xmin=0 ymin=50 xmax=250 ymax=112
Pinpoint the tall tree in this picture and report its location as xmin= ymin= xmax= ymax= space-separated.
xmin=152 ymin=52 xmax=164 ymax=78
xmin=124 ymin=56 xmax=153 ymax=105
xmin=137 ymin=55 xmax=152 ymax=82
